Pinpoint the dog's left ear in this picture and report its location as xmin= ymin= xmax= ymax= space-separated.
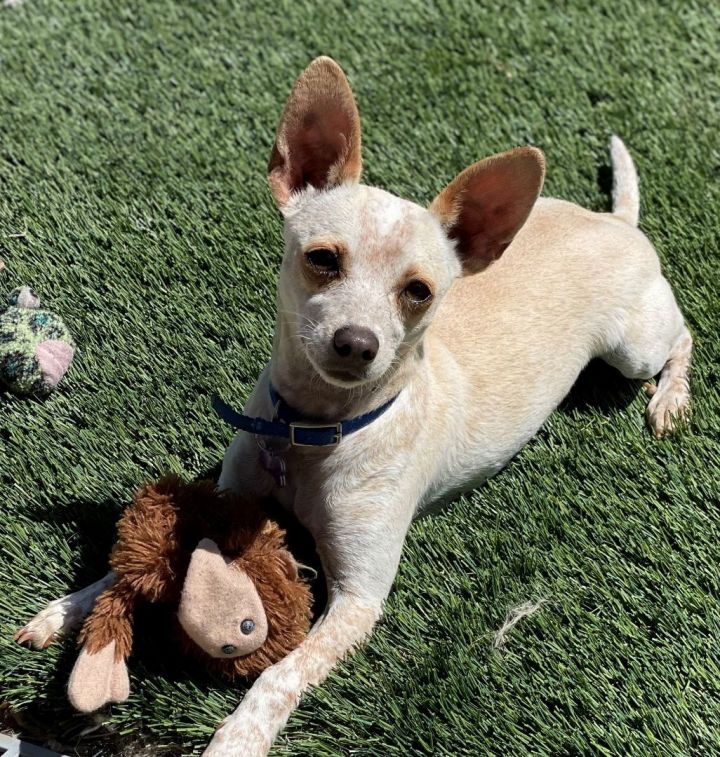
xmin=268 ymin=56 xmax=362 ymax=206
xmin=429 ymin=147 xmax=545 ymax=275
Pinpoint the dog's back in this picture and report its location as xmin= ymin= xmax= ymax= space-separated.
xmin=414 ymin=146 xmax=690 ymax=508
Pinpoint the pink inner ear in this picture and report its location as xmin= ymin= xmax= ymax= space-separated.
xmin=451 ymin=162 xmax=540 ymax=269
xmin=290 ymin=116 xmax=352 ymax=189
xmin=431 ymin=147 xmax=545 ymax=275
xmin=454 ymin=180 xmax=513 ymax=261
xmin=36 ymin=340 xmax=74 ymax=387
xmin=268 ymin=57 xmax=362 ymax=205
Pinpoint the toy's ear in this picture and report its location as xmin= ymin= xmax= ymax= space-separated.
xmin=36 ymin=340 xmax=75 ymax=389
xmin=268 ymin=56 xmax=362 ymax=207
xmin=429 ymin=147 xmax=545 ymax=274
xmin=67 ymin=641 xmax=130 ymax=713
xmin=9 ymin=286 xmax=40 ymax=309
xmin=178 ymin=538 xmax=268 ymax=659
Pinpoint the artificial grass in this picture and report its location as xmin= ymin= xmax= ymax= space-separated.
xmin=0 ymin=0 xmax=718 ymax=754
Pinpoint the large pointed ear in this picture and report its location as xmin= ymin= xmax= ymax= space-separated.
xmin=429 ymin=147 xmax=545 ymax=275
xmin=268 ymin=56 xmax=362 ymax=206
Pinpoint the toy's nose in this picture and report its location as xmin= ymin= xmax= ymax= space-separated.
xmin=221 ymin=644 xmax=237 ymax=655
xmin=332 ymin=325 xmax=379 ymax=364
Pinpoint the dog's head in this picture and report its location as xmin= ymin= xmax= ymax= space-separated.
xmin=269 ymin=57 xmax=544 ymax=390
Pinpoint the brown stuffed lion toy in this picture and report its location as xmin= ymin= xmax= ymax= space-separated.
xmin=67 ymin=476 xmax=313 ymax=713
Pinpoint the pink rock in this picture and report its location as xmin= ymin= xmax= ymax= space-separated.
xmin=36 ymin=340 xmax=75 ymax=388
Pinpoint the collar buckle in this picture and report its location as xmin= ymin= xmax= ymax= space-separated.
xmin=289 ymin=421 xmax=343 ymax=447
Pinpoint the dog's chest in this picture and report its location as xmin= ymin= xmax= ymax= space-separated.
xmin=259 ymin=427 xmax=395 ymax=522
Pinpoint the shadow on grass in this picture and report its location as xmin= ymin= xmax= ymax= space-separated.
xmin=597 ymin=162 xmax=613 ymax=206
xmin=9 ymin=464 xmax=325 ymax=755
xmin=559 ymin=358 xmax=641 ymax=417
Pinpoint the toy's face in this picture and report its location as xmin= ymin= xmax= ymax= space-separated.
xmin=178 ymin=538 xmax=269 ymax=658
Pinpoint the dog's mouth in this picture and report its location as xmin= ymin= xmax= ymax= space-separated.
xmin=325 ymin=369 xmax=362 ymax=384
xmin=306 ymin=353 xmax=377 ymax=389
xmin=301 ymin=338 xmax=390 ymax=390
xmin=320 ymin=366 xmax=371 ymax=388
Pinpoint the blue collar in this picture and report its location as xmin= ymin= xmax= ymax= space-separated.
xmin=213 ymin=384 xmax=398 ymax=447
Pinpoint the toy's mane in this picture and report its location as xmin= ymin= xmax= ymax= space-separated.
xmin=80 ymin=475 xmax=313 ymax=679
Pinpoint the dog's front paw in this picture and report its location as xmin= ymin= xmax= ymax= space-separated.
xmin=646 ymin=378 xmax=690 ymax=438
xmin=15 ymin=574 xmax=115 ymax=650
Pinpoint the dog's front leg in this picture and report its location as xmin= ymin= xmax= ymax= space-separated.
xmin=202 ymin=478 xmax=418 ymax=757
xmin=203 ymin=591 xmax=380 ymax=756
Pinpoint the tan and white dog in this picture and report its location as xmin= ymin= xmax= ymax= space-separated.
xmin=17 ymin=57 xmax=691 ymax=755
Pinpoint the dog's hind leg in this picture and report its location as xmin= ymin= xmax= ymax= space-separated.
xmin=601 ymin=136 xmax=692 ymax=437
xmin=644 ymin=325 xmax=692 ymax=437
xmin=14 ymin=572 xmax=115 ymax=650
xmin=602 ymin=275 xmax=692 ymax=438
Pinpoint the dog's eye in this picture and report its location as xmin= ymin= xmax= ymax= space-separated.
xmin=305 ymin=248 xmax=339 ymax=275
xmin=403 ymin=280 xmax=433 ymax=305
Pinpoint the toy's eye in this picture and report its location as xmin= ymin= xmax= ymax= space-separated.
xmin=240 ymin=618 xmax=255 ymax=635
xmin=402 ymin=280 xmax=433 ymax=305
xmin=305 ymin=248 xmax=340 ymax=275
xmin=221 ymin=644 xmax=237 ymax=655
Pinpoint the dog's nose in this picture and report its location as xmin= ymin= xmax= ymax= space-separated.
xmin=333 ymin=326 xmax=379 ymax=363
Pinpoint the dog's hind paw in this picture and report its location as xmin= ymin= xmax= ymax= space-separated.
xmin=646 ymin=379 xmax=690 ymax=438
xmin=14 ymin=603 xmax=65 ymax=650
xmin=14 ymin=573 xmax=116 ymax=651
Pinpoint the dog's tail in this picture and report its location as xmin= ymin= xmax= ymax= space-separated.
xmin=610 ymin=135 xmax=639 ymax=227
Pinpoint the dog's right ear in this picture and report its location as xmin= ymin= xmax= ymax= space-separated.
xmin=268 ymin=57 xmax=362 ymax=207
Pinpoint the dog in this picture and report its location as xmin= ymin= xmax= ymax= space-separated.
xmin=16 ymin=57 xmax=691 ymax=755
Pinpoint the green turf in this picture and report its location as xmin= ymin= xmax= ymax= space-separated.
xmin=1 ymin=0 xmax=719 ymax=754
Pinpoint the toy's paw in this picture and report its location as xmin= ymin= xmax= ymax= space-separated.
xmin=36 ymin=340 xmax=74 ymax=389
xmin=68 ymin=642 xmax=129 ymax=712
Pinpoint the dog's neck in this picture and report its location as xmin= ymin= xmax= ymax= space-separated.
xmin=269 ymin=311 xmax=420 ymax=421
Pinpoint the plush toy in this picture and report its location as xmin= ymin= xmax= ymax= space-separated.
xmin=0 ymin=286 xmax=75 ymax=395
xmin=67 ymin=476 xmax=313 ymax=713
